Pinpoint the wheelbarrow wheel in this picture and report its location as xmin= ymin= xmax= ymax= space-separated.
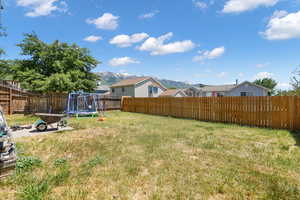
xmin=36 ymin=123 xmax=47 ymax=132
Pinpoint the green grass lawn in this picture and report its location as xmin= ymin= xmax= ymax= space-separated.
xmin=1 ymin=111 xmax=300 ymax=200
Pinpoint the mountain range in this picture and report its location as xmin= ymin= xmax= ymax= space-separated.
xmin=95 ymin=72 xmax=196 ymax=89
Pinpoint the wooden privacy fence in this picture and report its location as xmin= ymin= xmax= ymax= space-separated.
xmin=27 ymin=95 xmax=122 ymax=114
xmin=95 ymin=96 xmax=122 ymax=111
xmin=122 ymin=96 xmax=300 ymax=131
xmin=0 ymin=81 xmax=123 ymax=115
xmin=25 ymin=94 xmax=68 ymax=114
xmin=0 ymin=83 xmax=29 ymax=115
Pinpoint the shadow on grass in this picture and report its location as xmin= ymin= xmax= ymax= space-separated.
xmin=290 ymin=131 xmax=300 ymax=146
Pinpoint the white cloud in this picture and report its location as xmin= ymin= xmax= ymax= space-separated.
xmin=217 ymin=72 xmax=227 ymax=78
xmin=262 ymin=10 xmax=300 ymax=40
xmin=277 ymin=82 xmax=291 ymax=90
xmin=253 ymin=72 xmax=273 ymax=80
xmin=193 ymin=46 xmax=225 ymax=62
xmin=110 ymin=33 xmax=149 ymax=48
xmin=238 ymin=72 xmax=244 ymax=77
xmin=137 ymin=32 xmax=195 ymax=56
xmin=222 ymin=0 xmax=278 ymax=13
xmin=84 ymin=35 xmax=102 ymax=42
xmin=139 ymin=10 xmax=159 ymax=19
xmin=193 ymin=1 xmax=208 ymax=9
xmin=256 ymin=62 xmax=270 ymax=68
xmin=86 ymin=13 xmax=119 ymax=30
xmin=17 ymin=0 xmax=68 ymax=17
xmin=108 ymin=57 xmax=140 ymax=66
xmin=120 ymin=72 xmax=133 ymax=77
xmin=271 ymin=10 xmax=288 ymax=19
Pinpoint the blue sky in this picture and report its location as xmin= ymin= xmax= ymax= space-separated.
xmin=1 ymin=0 xmax=300 ymax=89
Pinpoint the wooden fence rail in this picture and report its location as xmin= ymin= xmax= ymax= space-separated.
xmin=121 ymin=96 xmax=300 ymax=131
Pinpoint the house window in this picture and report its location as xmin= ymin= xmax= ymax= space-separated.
xmin=217 ymin=92 xmax=224 ymax=97
xmin=148 ymin=86 xmax=153 ymax=94
xmin=241 ymin=92 xmax=253 ymax=96
xmin=112 ymin=88 xmax=115 ymax=93
xmin=152 ymin=87 xmax=158 ymax=94
xmin=122 ymin=87 xmax=125 ymax=92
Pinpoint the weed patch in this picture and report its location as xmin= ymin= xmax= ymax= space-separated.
xmin=16 ymin=156 xmax=42 ymax=173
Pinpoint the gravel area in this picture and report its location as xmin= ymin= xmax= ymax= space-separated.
xmin=11 ymin=125 xmax=73 ymax=138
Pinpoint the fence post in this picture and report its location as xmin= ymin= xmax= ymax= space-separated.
xmin=121 ymin=96 xmax=127 ymax=111
xmin=292 ymin=96 xmax=300 ymax=131
xmin=289 ymin=96 xmax=296 ymax=131
xmin=8 ymin=88 xmax=12 ymax=115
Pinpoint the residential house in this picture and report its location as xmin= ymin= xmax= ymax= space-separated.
xmin=185 ymin=81 xmax=270 ymax=97
xmin=95 ymin=85 xmax=110 ymax=94
xmin=184 ymin=86 xmax=202 ymax=97
xmin=110 ymin=77 xmax=167 ymax=97
xmin=0 ymin=80 xmax=21 ymax=89
xmin=159 ymin=89 xmax=186 ymax=97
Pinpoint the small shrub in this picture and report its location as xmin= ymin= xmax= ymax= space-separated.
xmin=18 ymin=179 xmax=50 ymax=200
xmin=280 ymin=144 xmax=290 ymax=151
xmin=86 ymin=155 xmax=105 ymax=168
xmin=50 ymin=167 xmax=70 ymax=186
xmin=79 ymin=155 xmax=105 ymax=177
xmin=53 ymin=158 xmax=67 ymax=167
xmin=16 ymin=157 xmax=42 ymax=173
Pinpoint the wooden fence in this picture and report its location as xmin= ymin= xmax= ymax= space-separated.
xmin=121 ymin=96 xmax=300 ymax=131
xmin=26 ymin=95 xmax=122 ymax=114
xmin=0 ymin=83 xmax=122 ymax=115
xmin=95 ymin=96 xmax=122 ymax=111
xmin=25 ymin=94 xmax=69 ymax=114
xmin=0 ymin=83 xmax=29 ymax=114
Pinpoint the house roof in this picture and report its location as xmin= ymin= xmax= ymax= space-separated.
xmin=111 ymin=77 xmax=150 ymax=87
xmin=231 ymin=81 xmax=270 ymax=92
xmin=185 ymin=81 xmax=270 ymax=93
xmin=160 ymin=89 xmax=185 ymax=97
xmin=111 ymin=77 xmax=167 ymax=90
xmin=201 ymin=84 xmax=236 ymax=92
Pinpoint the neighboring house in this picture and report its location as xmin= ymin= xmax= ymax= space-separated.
xmin=95 ymin=85 xmax=110 ymax=94
xmin=160 ymin=89 xmax=186 ymax=97
xmin=0 ymin=80 xmax=21 ymax=89
xmin=185 ymin=81 xmax=270 ymax=97
xmin=110 ymin=77 xmax=167 ymax=97
xmin=184 ymin=86 xmax=202 ymax=97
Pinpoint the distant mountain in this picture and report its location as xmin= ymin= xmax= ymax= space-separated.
xmin=95 ymin=72 xmax=193 ymax=89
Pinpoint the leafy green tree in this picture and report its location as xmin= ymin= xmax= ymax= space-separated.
xmin=253 ymin=78 xmax=277 ymax=96
xmin=12 ymin=33 xmax=100 ymax=93
xmin=0 ymin=49 xmax=13 ymax=79
xmin=0 ymin=49 xmax=5 ymax=77
xmin=290 ymin=68 xmax=300 ymax=91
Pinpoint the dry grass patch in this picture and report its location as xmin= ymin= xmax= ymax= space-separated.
xmin=0 ymin=111 xmax=300 ymax=199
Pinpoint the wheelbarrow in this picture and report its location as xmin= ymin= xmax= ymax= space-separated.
xmin=34 ymin=113 xmax=67 ymax=132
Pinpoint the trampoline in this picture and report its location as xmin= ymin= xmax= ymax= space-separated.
xmin=67 ymin=92 xmax=99 ymax=117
